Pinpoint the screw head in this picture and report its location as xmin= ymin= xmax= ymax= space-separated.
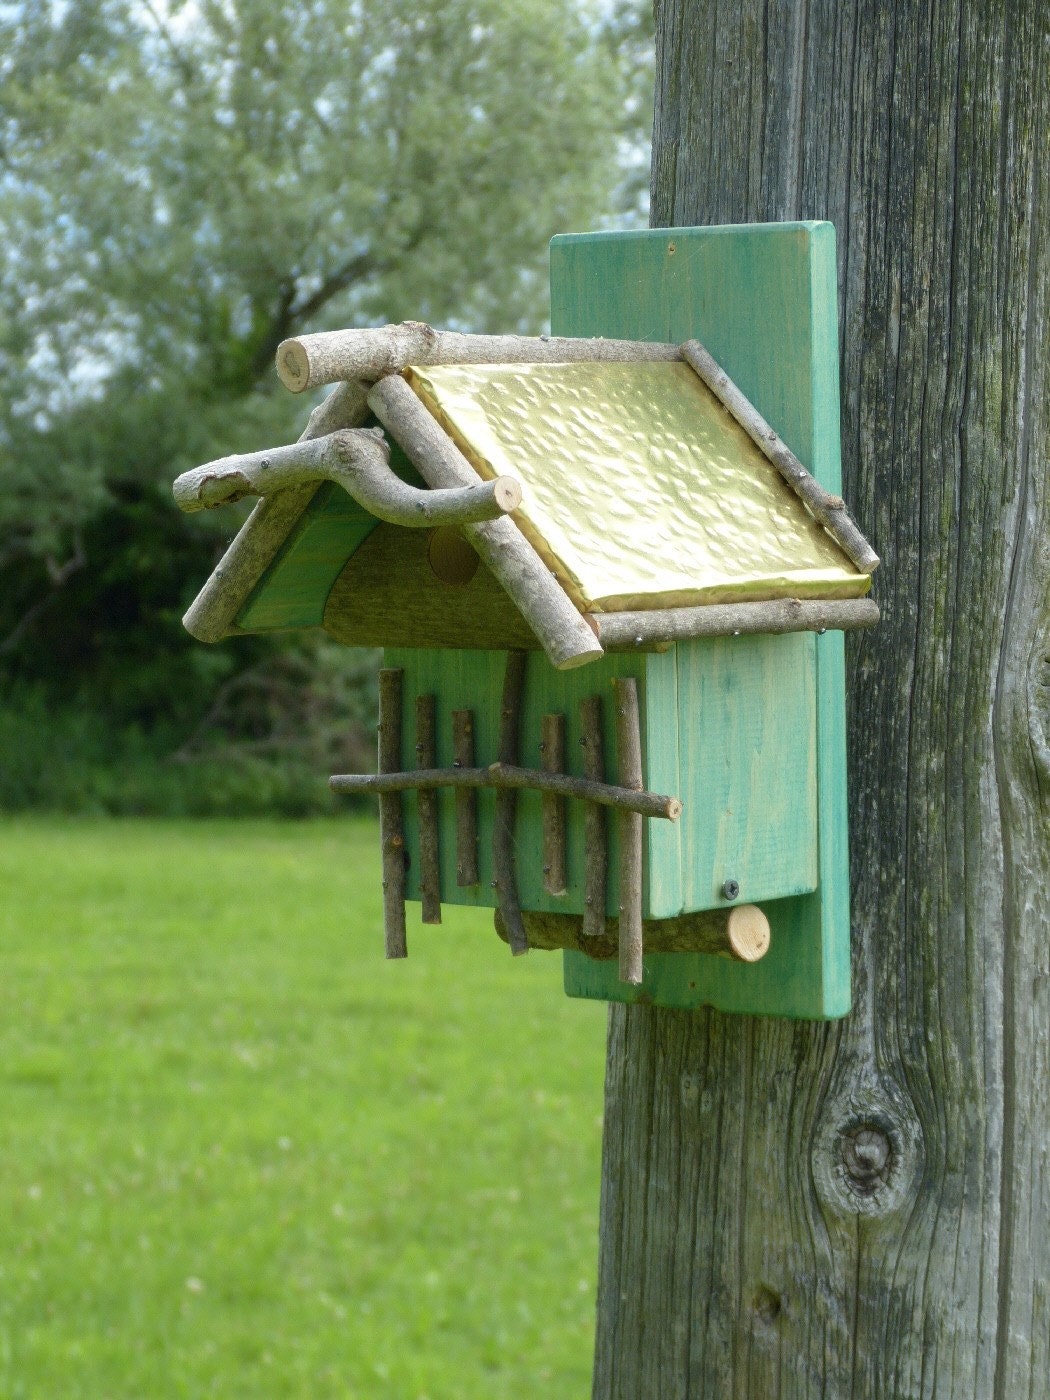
xmin=722 ymin=879 xmax=740 ymax=901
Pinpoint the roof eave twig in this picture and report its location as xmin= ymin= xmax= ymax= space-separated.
xmin=680 ymin=339 xmax=880 ymax=576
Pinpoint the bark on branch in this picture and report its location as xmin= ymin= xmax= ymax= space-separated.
xmin=328 ymin=762 xmax=682 ymax=820
xmin=173 ymin=427 xmax=521 ymax=528
xmin=596 ymin=597 xmax=881 ymax=649
xmin=276 ymin=320 xmax=682 ymax=393
xmin=496 ymin=905 xmax=771 ymax=962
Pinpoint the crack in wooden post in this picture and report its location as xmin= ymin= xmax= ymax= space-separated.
xmin=613 ymin=677 xmax=644 ymax=985
xmin=580 ymin=695 xmax=608 ymax=940
xmin=377 ymin=668 xmax=407 ymax=959
xmin=540 ymin=713 xmax=568 ymax=896
xmin=493 ymin=651 xmax=528 ymax=955
xmin=452 ymin=710 xmax=479 ymax=886
xmin=415 ymin=693 xmax=441 ymax=924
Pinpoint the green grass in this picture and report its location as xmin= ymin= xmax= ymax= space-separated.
xmin=0 ymin=818 xmax=607 ymax=1399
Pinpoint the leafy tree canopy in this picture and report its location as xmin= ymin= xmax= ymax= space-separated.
xmin=0 ymin=0 xmax=651 ymax=794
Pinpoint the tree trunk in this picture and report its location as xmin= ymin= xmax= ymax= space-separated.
xmin=593 ymin=3 xmax=1049 ymax=1397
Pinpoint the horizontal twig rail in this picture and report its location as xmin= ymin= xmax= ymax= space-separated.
xmin=276 ymin=320 xmax=682 ymax=393
xmin=329 ymin=761 xmax=682 ymax=821
xmin=173 ymin=427 xmax=520 ymax=528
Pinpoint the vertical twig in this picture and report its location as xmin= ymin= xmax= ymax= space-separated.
xmin=415 ymin=693 xmax=441 ymax=924
xmin=541 ymin=713 xmax=568 ymax=896
xmin=614 ymin=677 xmax=644 ymax=985
xmin=378 ymin=668 xmax=407 ymax=959
xmin=452 ymin=709 xmax=479 ymax=886
xmin=494 ymin=651 xmax=528 ymax=955
xmin=580 ymin=695 xmax=608 ymax=939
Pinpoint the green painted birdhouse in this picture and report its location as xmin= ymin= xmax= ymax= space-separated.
xmin=174 ymin=223 xmax=877 ymax=1019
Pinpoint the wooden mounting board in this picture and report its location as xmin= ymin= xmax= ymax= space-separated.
xmin=551 ymin=222 xmax=853 ymax=1019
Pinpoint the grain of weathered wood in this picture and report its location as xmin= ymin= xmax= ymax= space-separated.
xmin=589 ymin=2 xmax=1050 ymax=1397
xmin=580 ymin=695 xmax=608 ymax=939
xmin=496 ymin=904 xmax=770 ymax=961
xmin=367 ymin=374 xmax=604 ymax=670
xmin=452 ymin=710 xmax=479 ymax=886
xmin=540 ymin=713 xmax=568 ymax=896
xmin=276 ymin=321 xmax=682 ymax=392
xmin=415 ymin=694 xmax=441 ymax=925
xmin=494 ymin=651 xmax=528 ymax=955
xmin=377 ymin=668 xmax=407 ymax=960
xmin=323 ymin=523 xmax=539 ymax=652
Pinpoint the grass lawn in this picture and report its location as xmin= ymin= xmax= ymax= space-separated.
xmin=0 ymin=818 xmax=607 ymax=1399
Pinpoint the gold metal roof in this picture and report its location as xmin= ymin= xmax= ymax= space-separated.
xmin=406 ymin=361 xmax=870 ymax=613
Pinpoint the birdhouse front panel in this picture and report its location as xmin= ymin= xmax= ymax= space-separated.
xmin=386 ymin=638 xmax=818 ymax=922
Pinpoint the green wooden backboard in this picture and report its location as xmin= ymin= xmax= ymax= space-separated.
xmin=550 ymin=223 xmax=853 ymax=1019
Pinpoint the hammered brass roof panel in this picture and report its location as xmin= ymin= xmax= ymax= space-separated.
xmin=406 ymin=361 xmax=870 ymax=613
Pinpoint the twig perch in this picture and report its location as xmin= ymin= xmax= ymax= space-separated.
xmin=541 ymin=713 xmax=568 ymax=897
xmin=276 ymin=321 xmax=682 ymax=393
xmin=494 ymin=651 xmax=529 ymax=955
xmin=378 ymin=668 xmax=407 ymax=959
xmin=174 ymin=427 xmax=521 ymax=527
xmin=580 ymin=695 xmax=608 ymax=940
xmin=614 ymin=678 xmax=645 ymax=985
xmin=328 ymin=763 xmax=681 ymax=820
xmin=597 ymin=596 xmax=881 ymax=649
xmin=680 ymin=339 xmax=880 ymax=575
xmin=415 ymin=694 xmax=441 ymax=925
xmin=367 ymin=374 xmax=603 ymax=671
xmin=452 ymin=710 xmax=479 ymax=886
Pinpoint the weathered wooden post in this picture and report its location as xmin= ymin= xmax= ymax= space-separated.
xmin=589 ymin=2 xmax=1049 ymax=1396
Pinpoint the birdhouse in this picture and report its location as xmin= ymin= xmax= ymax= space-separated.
xmin=174 ymin=222 xmax=876 ymax=1018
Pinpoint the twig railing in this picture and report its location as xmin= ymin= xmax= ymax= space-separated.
xmin=331 ymin=654 xmax=681 ymax=983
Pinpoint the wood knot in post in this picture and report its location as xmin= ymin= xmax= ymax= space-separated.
xmin=840 ymin=1122 xmax=893 ymax=1196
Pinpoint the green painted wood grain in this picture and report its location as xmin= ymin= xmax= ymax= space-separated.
xmin=675 ymin=632 xmax=817 ymax=911
xmin=383 ymin=648 xmax=683 ymax=921
xmin=552 ymin=222 xmax=853 ymax=1018
xmin=236 ymin=482 xmax=378 ymax=632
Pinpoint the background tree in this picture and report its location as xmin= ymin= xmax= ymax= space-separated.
xmin=593 ymin=2 xmax=1049 ymax=1396
xmin=0 ymin=0 xmax=651 ymax=809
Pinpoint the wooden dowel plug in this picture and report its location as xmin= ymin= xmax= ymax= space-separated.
xmin=378 ymin=668 xmax=407 ymax=959
xmin=580 ymin=695 xmax=608 ymax=940
xmin=452 ymin=710 xmax=479 ymax=886
xmin=415 ymin=693 xmax=441 ymax=925
xmin=540 ymin=713 xmax=568 ymax=896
